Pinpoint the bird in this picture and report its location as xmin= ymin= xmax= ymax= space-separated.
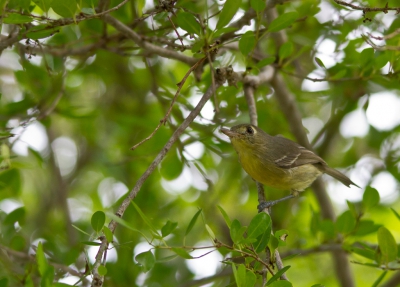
xmin=220 ymin=124 xmax=358 ymax=209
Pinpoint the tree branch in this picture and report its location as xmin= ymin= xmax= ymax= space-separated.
xmin=101 ymin=14 xmax=198 ymax=66
xmin=90 ymin=67 xmax=230 ymax=287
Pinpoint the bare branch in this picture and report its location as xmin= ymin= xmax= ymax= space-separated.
xmin=333 ymin=0 xmax=400 ymax=13
xmin=101 ymin=15 xmax=197 ymax=66
xmin=91 ymin=67 xmax=230 ymax=287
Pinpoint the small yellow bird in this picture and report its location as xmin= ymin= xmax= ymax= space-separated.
xmin=220 ymin=124 xmax=358 ymax=208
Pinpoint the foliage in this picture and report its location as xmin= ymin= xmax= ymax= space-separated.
xmin=1 ymin=0 xmax=400 ymax=286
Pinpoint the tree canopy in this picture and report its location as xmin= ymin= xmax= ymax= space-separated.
xmin=1 ymin=0 xmax=400 ymax=286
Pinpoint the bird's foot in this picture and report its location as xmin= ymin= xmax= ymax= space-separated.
xmin=258 ymin=193 xmax=299 ymax=212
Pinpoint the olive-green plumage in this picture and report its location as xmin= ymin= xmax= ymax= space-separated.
xmin=221 ymin=124 xmax=358 ymax=192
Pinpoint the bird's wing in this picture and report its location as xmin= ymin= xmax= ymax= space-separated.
xmin=270 ymin=136 xmax=326 ymax=169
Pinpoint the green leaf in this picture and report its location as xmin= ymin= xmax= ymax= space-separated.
xmin=320 ymin=219 xmax=335 ymax=240
xmin=91 ymin=211 xmax=106 ymax=233
xmin=0 ymin=278 xmax=8 ymax=287
xmin=254 ymin=223 xmax=272 ymax=253
xmin=274 ymin=229 xmax=289 ymax=247
xmin=371 ymin=271 xmax=387 ymax=287
xmin=71 ymin=224 xmax=90 ymax=236
xmin=349 ymin=247 xmax=375 ymax=260
xmin=205 ymin=224 xmax=216 ymax=239
xmin=360 ymin=48 xmax=374 ymax=67
xmin=135 ymin=251 xmax=155 ymax=272
xmin=330 ymin=69 xmax=347 ymax=79
xmin=237 ymin=264 xmax=246 ymax=287
xmin=217 ymin=205 xmax=232 ymax=227
xmin=32 ymin=0 xmax=52 ymax=12
xmin=3 ymin=13 xmax=32 ymax=24
xmin=230 ymin=219 xmax=245 ymax=244
xmin=247 ymin=212 xmax=271 ymax=240
xmin=103 ymin=226 xmax=113 ymax=243
xmin=266 ymin=265 xmax=291 ymax=285
xmin=51 ymin=0 xmax=77 ymax=18
xmin=176 ymin=12 xmax=201 ymax=35
xmin=4 ymin=207 xmax=26 ymax=226
xmin=161 ymin=220 xmax=178 ymax=237
xmin=132 ymin=201 xmax=160 ymax=236
xmin=391 ymin=208 xmax=400 ymax=221
xmin=26 ymin=25 xmax=60 ymax=40
xmin=377 ymin=227 xmax=398 ymax=264
xmin=107 ymin=213 xmax=147 ymax=238
xmin=250 ymin=0 xmax=266 ymax=12
xmin=216 ymin=0 xmax=241 ymax=29
xmin=98 ymin=265 xmax=107 ymax=276
xmin=36 ymin=242 xmax=48 ymax=276
xmin=160 ymin=148 xmax=183 ymax=180
xmin=314 ymin=57 xmax=326 ymax=69
xmin=185 ymin=209 xmax=202 ymax=236
xmin=256 ymin=57 xmax=276 ymax=68
xmin=362 ymin=186 xmax=380 ymax=209
xmin=239 ymin=31 xmax=256 ymax=56
xmin=279 ymin=42 xmax=294 ymax=60
xmin=336 ymin=210 xmax=356 ymax=234
xmin=245 ymin=269 xmax=257 ymax=287
xmin=171 ymin=248 xmax=193 ymax=259
xmin=267 ymin=11 xmax=298 ymax=33
xmin=213 ymin=27 xmax=237 ymax=39
xmin=354 ymin=220 xmax=381 ymax=237
xmin=268 ymin=281 xmax=293 ymax=287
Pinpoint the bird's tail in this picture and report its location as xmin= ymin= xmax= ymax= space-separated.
xmin=323 ymin=166 xmax=359 ymax=188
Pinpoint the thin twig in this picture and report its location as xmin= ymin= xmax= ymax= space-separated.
xmin=130 ymin=56 xmax=206 ymax=150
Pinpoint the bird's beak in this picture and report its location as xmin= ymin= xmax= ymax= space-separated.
xmin=220 ymin=128 xmax=239 ymax=138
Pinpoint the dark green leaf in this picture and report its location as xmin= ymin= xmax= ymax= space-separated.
xmin=217 ymin=205 xmax=232 ymax=227
xmin=254 ymin=223 xmax=272 ymax=253
xmin=91 ymin=211 xmax=106 ymax=233
xmin=216 ymin=0 xmax=241 ymax=29
xmin=171 ymin=248 xmax=193 ymax=259
xmin=176 ymin=12 xmax=201 ymax=35
xmin=354 ymin=220 xmax=381 ymax=237
xmin=185 ymin=209 xmax=202 ymax=236
xmin=363 ymin=186 xmax=380 ymax=209
xmin=213 ymin=27 xmax=237 ymax=39
xmin=267 ymin=11 xmax=298 ymax=32
xmin=132 ymin=201 xmax=160 ymax=236
xmin=239 ymin=31 xmax=256 ymax=56
xmin=32 ymin=0 xmax=52 ymax=12
xmin=279 ymin=42 xmax=294 ymax=60
xmin=314 ymin=57 xmax=326 ymax=69
xmin=256 ymin=57 xmax=276 ymax=68
xmin=71 ymin=224 xmax=90 ymax=236
xmin=3 ymin=13 xmax=32 ymax=24
xmin=161 ymin=220 xmax=178 ymax=237
xmin=51 ymin=0 xmax=77 ymax=18
xmin=4 ymin=207 xmax=25 ymax=225
xmin=350 ymin=247 xmax=375 ymax=260
xmin=320 ymin=219 xmax=335 ymax=240
xmin=266 ymin=266 xmax=291 ymax=285
xmin=135 ymin=251 xmax=155 ymax=272
xmin=377 ymin=227 xmax=397 ymax=264
xmin=247 ymin=212 xmax=270 ymax=240
xmin=26 ymin=25 xmax=60 ymax=40
xmin=336 ymin=210 xmax=356 ymax=234
xmin=250 ymin=0 xmax=266 ymax=12
xmin=230 ymin=219 xmax=244 ymax=244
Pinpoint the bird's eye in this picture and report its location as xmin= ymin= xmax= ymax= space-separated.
xmin=246 ymin=126 xmax=254 ymax=134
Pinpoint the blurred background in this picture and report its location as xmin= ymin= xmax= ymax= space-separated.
xmin=1 ymin=0 xmax=400 ymax=286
